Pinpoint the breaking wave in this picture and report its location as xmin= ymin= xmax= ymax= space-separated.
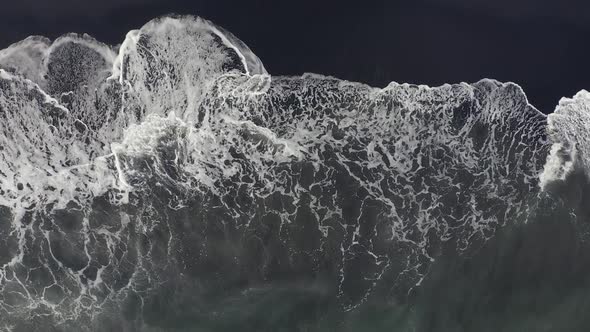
xmin=0 ymin=14 xmax=587 ymax=331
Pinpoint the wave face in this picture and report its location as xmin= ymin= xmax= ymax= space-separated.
xmin=0 ymin=14 xmax=582 ymax=331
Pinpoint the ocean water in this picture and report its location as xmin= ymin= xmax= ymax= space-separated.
xmin=0 ymin=15 xmax=589 ymax=332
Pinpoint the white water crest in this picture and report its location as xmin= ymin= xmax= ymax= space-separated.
xmin=541 ymin=90 xmax=590 ymax=190
xmin=0 ymin=13 xmax=580 ymax=331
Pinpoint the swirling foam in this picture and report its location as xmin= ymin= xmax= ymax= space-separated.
xmin=0 ymin=13 xmax=575 ymax=330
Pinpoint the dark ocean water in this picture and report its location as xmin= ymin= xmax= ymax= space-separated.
xmin=0 ymin=15 xmax=589 ymax=332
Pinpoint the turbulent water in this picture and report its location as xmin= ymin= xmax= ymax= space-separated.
xmin=0 ymin=15 xmax=589 ymax=332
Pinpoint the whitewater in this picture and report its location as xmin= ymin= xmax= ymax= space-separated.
xmin=0 ymin=15 xmax=587 ymax=332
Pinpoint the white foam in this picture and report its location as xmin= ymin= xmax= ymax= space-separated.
xmin=0 ymin=14 xmax=554 ymax=326
xmin=541 ymin=90 xmax=590 ymax=189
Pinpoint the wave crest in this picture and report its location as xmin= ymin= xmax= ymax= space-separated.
xmin=0 ymin=14 xmax=572 ymax=330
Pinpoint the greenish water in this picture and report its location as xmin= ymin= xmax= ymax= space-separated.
xmin=80 ymin=194 xmax=590 ymax=332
